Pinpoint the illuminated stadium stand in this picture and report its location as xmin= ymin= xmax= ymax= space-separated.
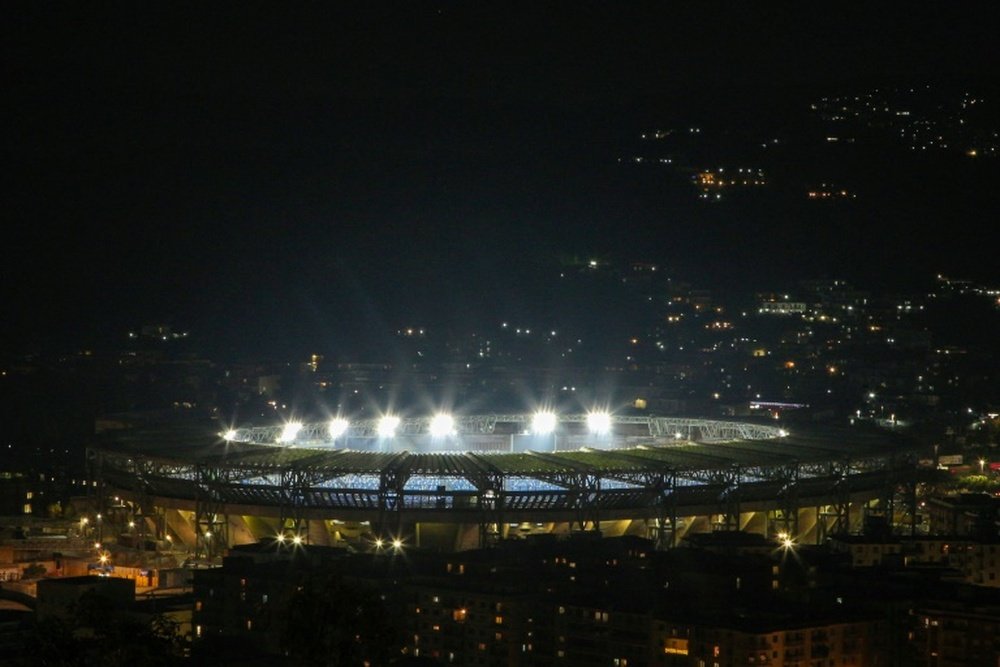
xmin=89 ymin=414 xmax=919 ymax=557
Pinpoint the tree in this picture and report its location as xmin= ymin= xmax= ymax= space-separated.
xmin=15 ymin=589 xmax=184 ymax=667
xmin=282 ymin=573 xmax=403 ymax=666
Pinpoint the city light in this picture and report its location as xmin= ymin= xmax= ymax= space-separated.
xmin=531 ymin=411 xmax=557 ymax=435
xmin=377 ymin=415 xmax=400 ymax=439
xmin=278 ymin=421 xmax=303 ymax=443
xmin=223 ymin=429 xmax=238 ymax=441
xmin=374 ymin=538 xmax=384 ymax=549
xmin=392 ymin=538 xmax=403 ymax=551
xmin=292 ymin=534 xmax=303 ymax=545
xmin=586 ymin=411 xmax=612 ymax=435
xmin=429 ymin=413 xmax=456 ymax=438
xmin=328 ymin=417 xmax=350 ymax=439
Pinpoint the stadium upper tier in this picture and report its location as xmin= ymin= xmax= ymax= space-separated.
xmin=222 ymin=415 xmax=787 ymax=452
xmin=94 ymin=415 xmax=912 ymax=491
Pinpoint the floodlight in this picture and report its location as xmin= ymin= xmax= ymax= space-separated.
xmin=278 ymin=421 xmax=303 ymax=443
xmin=377 ymin=415 xmax=400 ymax=438
xmin=329 ymin=418 xmax=350 ymax=439
xmin=532 ymin=411 xmax=558 ymax=435
xmin=223 ymin=429 xmax=238 ymax=441
xmin=586 ymin=412 xmax=612 ymax=435
xmin=429 ymin=413 xmax=455 ymax=437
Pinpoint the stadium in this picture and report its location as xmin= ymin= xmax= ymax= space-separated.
xmin=90 ymin=412 xmax=919 ymax=556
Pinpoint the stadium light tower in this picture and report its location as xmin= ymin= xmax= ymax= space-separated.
xmin=329 ymin=417 xmax=350 ymax=440
xmin=377 ymin=415 xmax=400 ymax=439
xmin=278 ymin=421 xmax=303 ymax=444
xmin=532 ymin=411 xmax=557 ymax=435
xmin=587 ymin=411 xmax=612 ymax=435
xmin=429 ymin=413 xmax=456 ymax=438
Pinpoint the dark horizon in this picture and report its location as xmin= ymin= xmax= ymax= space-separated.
xmin=5 ymin=5 xmax=1000 ymax=360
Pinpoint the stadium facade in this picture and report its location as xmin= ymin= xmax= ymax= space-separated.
xmin=89 ymin=414 xmax=919 ymax=557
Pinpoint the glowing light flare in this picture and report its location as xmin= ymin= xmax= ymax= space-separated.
xmin=586 ymin=412 xmax=612 ymax=435
xmin=292 ymin=534 xmax=303 ymax=545
xmin=278 ymin=421 xmax=303 ymax=443
xmin=328 ymin=418 xmax=350 ymax=439
xmin=223 ymin=429 xmax=238 ymax=441
xmin=377 ymin=415 xmax=400 ymax=438
xmin=429 ymin=414 xmax=456 ymax=438
xmin=531 ymin=411 xmax=558 ymax=435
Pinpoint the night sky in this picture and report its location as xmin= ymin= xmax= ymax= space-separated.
xmin=4 ymin=5 xmax=999 ymax=359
